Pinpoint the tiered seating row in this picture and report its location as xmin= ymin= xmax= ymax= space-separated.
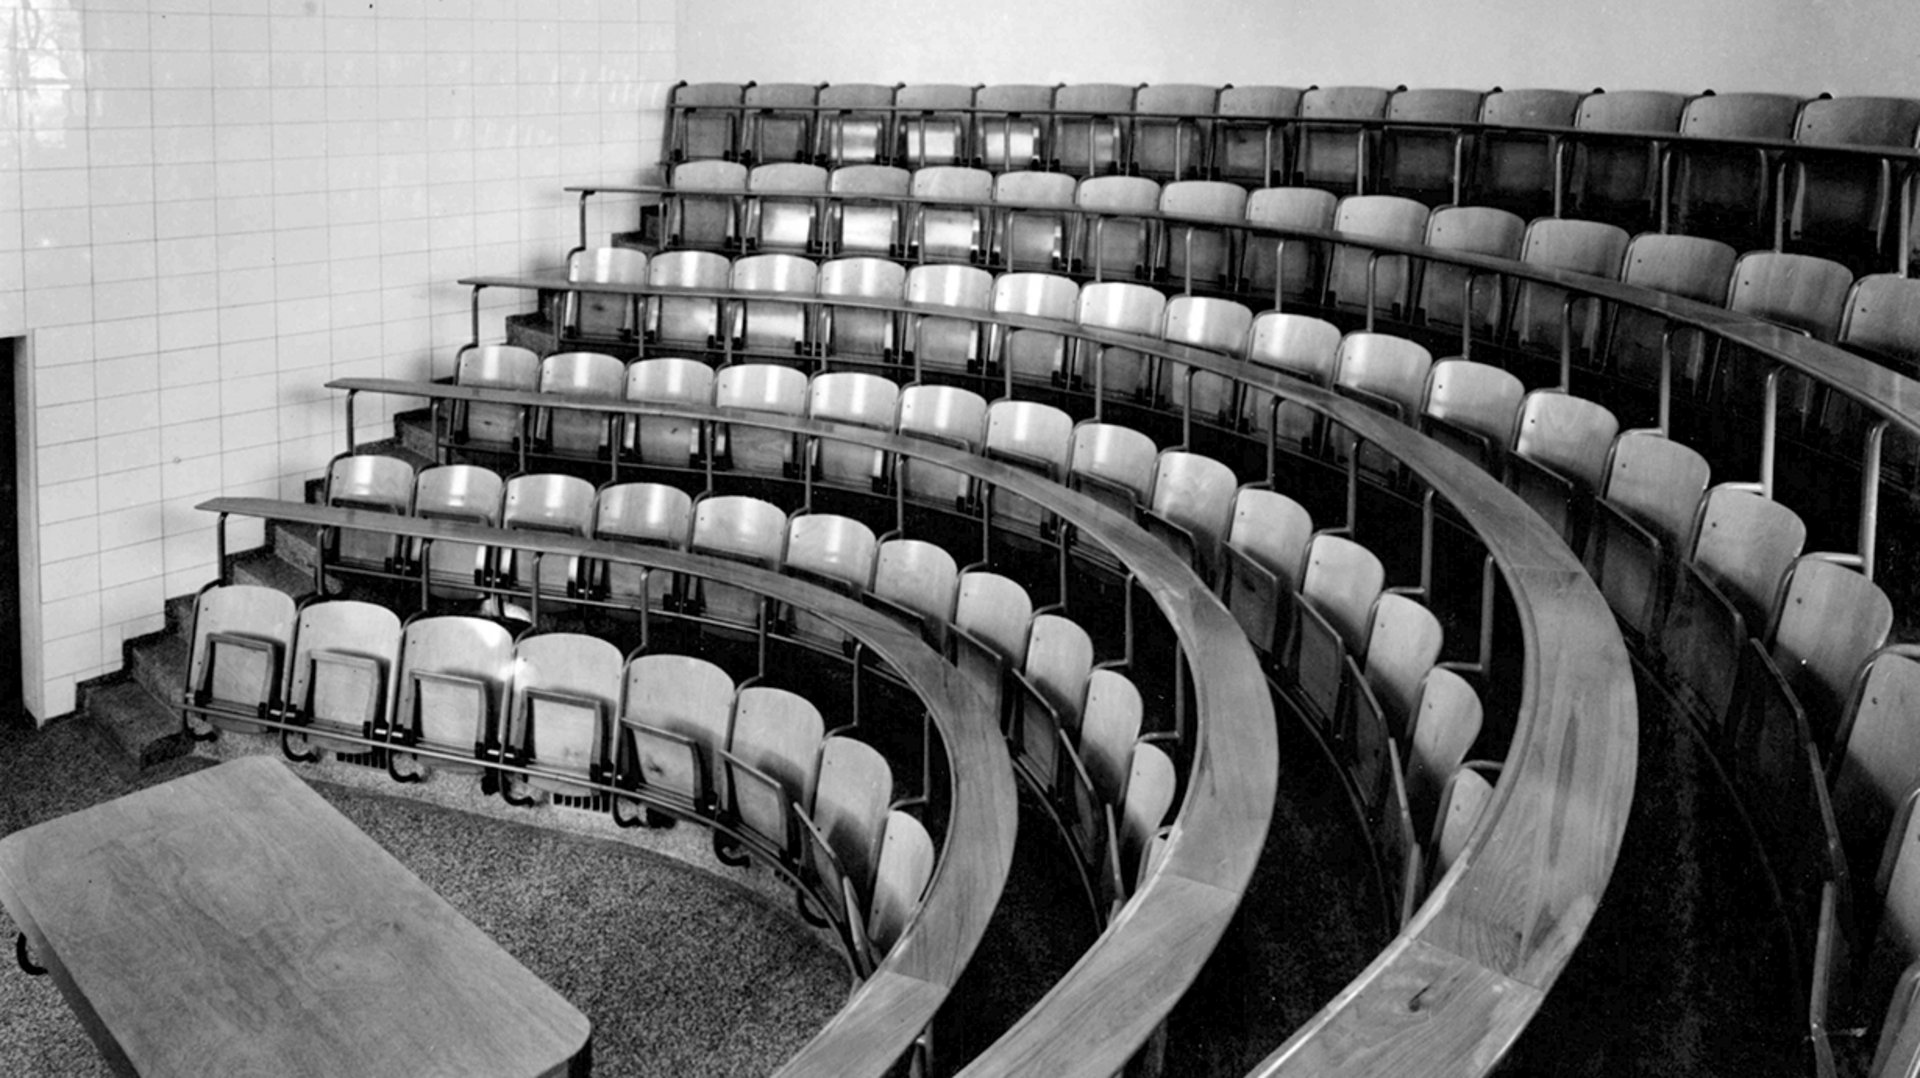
xmin=663 ymin=82 xmax=1920 ymax=272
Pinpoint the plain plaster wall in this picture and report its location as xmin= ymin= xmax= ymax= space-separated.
xmin=675 ymin=0 xmax=1920 ymax=98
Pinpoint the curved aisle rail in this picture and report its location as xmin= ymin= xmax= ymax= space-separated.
xmin=194 ymin=498 xmax=1019 ymax=1078
xmin=326 ymin=369 xmax=1635 ymax=1078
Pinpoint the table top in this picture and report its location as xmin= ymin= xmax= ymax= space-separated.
xmin=0 ymin=756 xmax=591 ymax=1078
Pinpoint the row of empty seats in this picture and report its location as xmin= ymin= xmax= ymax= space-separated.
xmin=180 ymin=588 xmax=933 ymax=972
xmin=666 ymin=82 xmax=1920 ymax=269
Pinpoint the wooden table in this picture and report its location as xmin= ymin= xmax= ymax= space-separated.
xmin=0 ymin=756 xmax=591 ymax=1077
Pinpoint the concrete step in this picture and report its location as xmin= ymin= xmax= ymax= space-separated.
xmin=76 ymin=678 xmax=190 ymax=781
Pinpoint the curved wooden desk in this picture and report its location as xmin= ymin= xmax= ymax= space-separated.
xmin=0 ymin=756 xmax=592 ymax=1078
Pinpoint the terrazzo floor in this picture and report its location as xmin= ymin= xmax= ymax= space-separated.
xmin=0 ymin=715 xmax=849 ymax=1078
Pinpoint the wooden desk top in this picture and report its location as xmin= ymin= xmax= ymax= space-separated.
xmin=0 ymin=757 xmax=590 ymax=1078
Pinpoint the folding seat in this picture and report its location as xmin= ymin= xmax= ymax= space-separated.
xmin=183 ymin=583 xmax=298 ymax=736
xmin=895 ymin=384 xmax=988 ymax=510
xmin=1014 ymin=612 xmax=1095 ymax=795
xmin=902 ymin=264 xmax=994 ymax=377
xmin=409 ymin=464 xmax=504 ymax=599
xmin=807 ymin=371 xmax=899 ymax=489
xmin=1160 ymin=295 xmax=1253 ymax=423
xmin=1429 ymin=765 xmax=1496 ymax=880
xmin=1219 ymin=486 xmax=1314 ymax=656
xmin=1077 ymin=669 xmax=1144 ymax=808
xmin=668 ymin=81 xmax=746 ymax=163
xmin=906 ymin=166 xmax=993 ymax=264
xmin=561 ymin=246 xmax=648 ymax=346
xmin=1211 ymin=85 xmax=1304 ymax=188
xmin=1861 ymin=797 xmax=1920 ymax=1026
xmin=800 ymin=736 xmax=893 ymax=924
xmin=893 ymin=84 xmax=976 ymax=168
xmin=617 ymin=653 xmax=736 ymax=817
xmin=502 ymin=632 xmax=622 ymax=800
xmin=782 ymin=511 xmax=879 ymax=648
xmin=1785 ymin=96 xmax=1920 ymax=268
xmin=688 ymin=494 xmax=788 ymax=630
xmin=991 ymin=170 xmax=1078 ymax=272
xmin=1582 ymin=429 xmax=1711 ymax=641
xmin=1290 ymin=533 xmax=1386 ymax=735
xmin=1241 ymin=186 xmax=1339 ymax=306
xmin=1143 ymin=449 xmax=1238 ymax=583
xmin=1505 ymin=389 xmax=1621 ymax=546
xmin=814 ymin=83 xmax=899 ymax=168
xmin=283 ymin=599 xmax=403 ymax=758
xmin=389 ymin=615 xmax=516 ymax=778
xmin=1833 ymin=274 xmax=1920 ymax=472
xmin=712 ymin=363 xmax=807 ymax=476
xmin=1566 ymin=91 xmax=1688 ymax=228
xmin=1869 ymin=961 xmax=1920 ymax=1078
xmin=950 ymin=569 xmax=1034 ymax=723
xmin=1606 ymin=233 xmax=1738 ymax=403
xmin=1345 ymin=593 xmax=1444 ymax=803
xmin=1157 ymin=180 xmax=1247 ymax=291
xmin=644 ymin=249 xmax=731 ymax=355
xmin=742 ymin=162 xmax=829 ymax=255
xmin=988 ymin=272 xmax=1079 ymax=387
xmin=533 ymin=351 xmax=625 ymax=460
xmin=321 ymin=453 xmax=414 ymax=579
xmin=1660 ymin=485 xmax=1807 ymax=733
xmin=663 ymin=160 xmax=748 ymax=251
xmin=495 ymin=473 xmax=596 ymax=600
xmin=983 ymin=399 xmax=1074 ymax=541
xmin=826 ymin=164 xmax=910 ymax=257
xmin=973 ymin=84 xmax=1057 ymax=172
xmin=1241 ymin=311 xmax=1343 ymax=454
xmin=1379 ymin=89 xmax=1485 ymax=204
xmin=589 ymin=480 xmax=693 ymax=612
xmin=1051 ymin=83 xmax=1139 ymax=177
xmin=742 ymin=83 xmax=822 ymax=167
xmin=719 ymin=685 xmax=825 ymax=862
xmin=868 ymin=537 xmax=959 ymax=647
xmin=1132 ymin=83 xmax=1219 ymax=182
xmin=1072 ymin=281 xmax=1167 ymax=402
xmin=847 ymin=809 xmax=935 ymax=971
xmin=1109 ymin=740 xmax=1177 ymax=895
xmin=1472 ymin=88 xmax=1585 ymax=218
xmin=1073 ymin=175 xmax=1161 ymax=281
xmin=1668 ymin=92 xmax=1804 ymax=249
xmin=1828 ymin=646 xmax=1920 ymax=893
xmin=1329 ymin=333 xmax=1434 ymax=479
xmin=1507 ymin=218 xmax=1631 ymax=381
xmin=1716 ymin=250 xmax=1853 ymax=422
xmin=1295 ymin=85 xmax=1393 ymax=194
xmin=1068 ymin=420 xmax=1159 ymax=517
xmin=727 ymin=253 xmax=816 ymax=360
xmin=1325 ymin=194 xmax=1429 ymax=320
xmin=623 ymin=357 xmax=713 ymax=467
xmin=1418 ymin=358 xmax=1525 ymax=472
xmin=815 ymin=257 xmax=906 ymax=367
xmin=1415 ymin=205 xmax=1526 ymax=340
xmin=1403 ymin=667 xmax=1484 ymax=839
xmin=450 ymin=344 xmax=539 ymax=453
xmin=1759 ymin=556 xmax=1893 ymax=747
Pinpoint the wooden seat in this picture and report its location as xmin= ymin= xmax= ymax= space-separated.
xmin=1220 ymin=486 xmax=1314 ymax=657
xmin=807 ymin=371 xmax=899 ymax=489
xmin=827 ymin=164 xmax=910 ymax=257
xmin=903 ymin=263 xmax=994 ymax=377
xmin=665 ymin=160 xmax=747 ymax=250
xmin=908 ymin=166 xmax=993 ymax=263
xmin=321 ymin=453 xmax=415 ymax=577
xmin=590 ymin=481 xmax=692 ymax=611
xmin=816 ymin=256 xmax=905 ymax=366
xmin=1158 ymin=180 xmax=1246 ymax=290
xmin=1419 ymin=358 xmax=1525 ymax=472
xmin=1785 ymin=96 xmax=1920 ymax=266
xmin=1668 ymin=92 xmax=1803 ymax=249
xmin=974 ymin=84 xmax=1057 ymax=172
xmin=1078 ymin=669 xmax=1144 ymax=808
xmin=618 ymin=653 xmax=736 ymax=817
xmin=284 ymin=599 xmax=402 ymax=758
xmin=410 ymin=464 xmax=504 ymax=599
xmin=1144 ymin=449 xmax=1237 ymax=584
xmin=504 ymin=632 xmax=622 ymax=800
xmin=1762 ymin=556 xmax=1894 ymax=746
xmin=645 ymin=250 xmax=731 ymax=354
xmin=741 ymin=83 xmax=820 ymax=166
xmin=1429 ymin=765 xmax=1496 ymax=882
xmin=782 ymin=512 xmax=879 ymax=648
xmin=1380 ymin=88 xmax=1484 ymax=203
xmin=1241 ymin=186 xmax=1337 ymax=305
xmin=895 ymin=384 xmax=988 ymax=509
xmin=847 ymin=809 xmax=935 ymax=971
xmin=1583 ymin=430 xmax=1711 ymax=641
xmin=1160 ymin=295 xmax=1253 ymax=421
xmin=1112 ymin=741 xmax=1177 ymax=893
xmin=1567 ymin=90 xmax=1688 ymax=227
xmin=1132 ymin=83 xmax=1219 ymax=181
xmin=868 ymin=537 xmax=959 ymax=648
xmin=184 ymin=583 xmax=299 ymax=735
xmin=1212 ymin=85 xmax=1302 ymax=187
xmin=1073 ymin=281 xmax=1167 ymax=401
xmin=984 ymin=399 xmax=1074 ymax=545
xmin=990 ymin=272 xmax=1079 ymax=386
xmin=992 ymin=170 xmax=1078 ymax=271
xmin=713 ymin=362 xmax=806 ymax=477
xmin=950 ymin=570 xmax=1034 ymax=726
xmin=1508 ymin=218 xmax=1631 ymax=380
xmin=815 ymin=84 xmax=898 ymax=168
xmin=562 ymin=247 xmax=647 ymax=346
xmin=534 ymin=351 xmax=625 ymax=461
xmin=668 ymin=81 xmax=745 ymax=163
xmin=1295 ymin=85 xmax=1393 ymax=194
xmin=391 ymin=615 xmax=515 ymax=777
xmin=689 ymin=494 xmax=788 ymax=630
xmin=1326 ymin=194 xmax=1429 ymax=319
xmin=1290 ymin=534 xmax=1386 ymax=735
xmin=496 ymin=473 xmax=596 ymax=599
xmin=1074 ymin=175 xmax=1160 ymax=282
xmin=894 ymin=84 xmax=976 ymax=168
xmin=743 ymin=162 xmax=829 ymax=254
xmin=802 ymin=735 xmax=893 ymax=919
xmin=1241 ymin=311 xmax=1342 ymax=451
xmin=1015 ymin=613 xmax=1095 ymax=796
xmin=1051 ymin=83 xmax=1138 ymax=177
xmin=1607 ymin=233 xmax=1738 ymax=400
xmin=1068 ymin=420 xmax=1159 ymax=517
xmin=1404 ymin=668 xmax=1484 ymax=839
xmin=451 ymin=344 xmax=539 ymax=453
xmin=623 ymin=356 xmax=714 ymax=467
xmin=1473 ymin=88 xmax=1584 ymax=217
xmin=1417 ymin=205 xmax=1526 ymax=338
xmin=727 ymin=252 xmax=817 ymax=360
xmin=719 ymin=685 xmax=825 ymax=862
xmin=1829 ymin=647 xmax=1920 ymax=895
xmin=1505 ymin=389 xmax=1621 ymax=546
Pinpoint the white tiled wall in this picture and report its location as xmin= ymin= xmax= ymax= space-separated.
xmin=0 ymin=0 xmax=676 ymax=720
